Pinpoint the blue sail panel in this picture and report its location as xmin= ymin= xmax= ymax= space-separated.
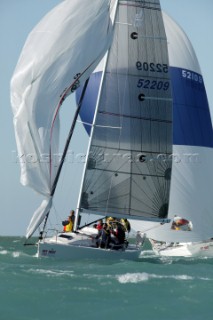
xmin=77 ymin=66 xmax=213 ymax=149
xmin=171 ymin=67 xmax=213 ymax=148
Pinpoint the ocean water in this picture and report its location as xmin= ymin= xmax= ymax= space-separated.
xmin=0 ymin=236 xmax=212 ymax=320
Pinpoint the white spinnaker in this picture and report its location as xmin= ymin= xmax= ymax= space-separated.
xmin=131 ymin=12 xmax=213 ymax=242
xmin=11 ymin=0 xmax=116 ymax=238
xmin=150 ymin=145 xmax=213 ymax=243
xmin=164 ymin=12 xmax=201 ymax=74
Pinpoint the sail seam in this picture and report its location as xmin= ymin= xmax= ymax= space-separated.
xmin=90 ymin=145 xmax=172 ymax=154
xmin=89 ymin=167 xmax=167 ymax=178
xmin=98 ymin=111 xmax=172 ymax=123
xmin=120 ymin=3 xmax=160 ymax=11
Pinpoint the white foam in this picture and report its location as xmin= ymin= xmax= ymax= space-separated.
xmin=26 ymin=268 xmax=74 ymax=277
xmin=117 ymin=272 xmax=150 ymax=283
xmin=12 ymin=251 xmax=21 ymax=258
xmin=117 ymin=272 xmax=194 ymax=283
xmin=0 ymin=250 xmax=8 ymax=255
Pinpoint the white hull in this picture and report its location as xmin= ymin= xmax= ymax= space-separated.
xmin=37 ymin=230 xmax=142 ymax=261
xmin=149 ymin=239 xmax=213 ymax=257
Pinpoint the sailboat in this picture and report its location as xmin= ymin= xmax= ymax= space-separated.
xmin=76 ymin=7 xmax=213 ymax=258
xmin=11 ymin=0 xmax=197 ymax=260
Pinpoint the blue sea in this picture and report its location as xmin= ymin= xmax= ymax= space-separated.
xmin=0 ymin=236 xmax=212 ymax=320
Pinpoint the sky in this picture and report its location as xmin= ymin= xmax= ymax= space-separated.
xmin=0 ymin=0 xmax=212 ymax=237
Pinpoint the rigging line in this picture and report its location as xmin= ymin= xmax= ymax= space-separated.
xmin=49 ymin=58 xmax=101 ymax=184
xmin=41 ymin=78 xmax=90 ymax=236
xmin=139 ymin=222 xmax=166 ymax=234
xmin=98 ymin=110 xmax=172 ymax=123
xmin=51 ymin=77 xmax=90 ymax=196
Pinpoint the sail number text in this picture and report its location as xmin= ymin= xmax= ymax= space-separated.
xmin=182 ymin=70 xmax=203 ymax=84
xmin=136 ymin=61 xmax=169 ymax=73
xmin=137 ymin=79 xmax=170 ymax=91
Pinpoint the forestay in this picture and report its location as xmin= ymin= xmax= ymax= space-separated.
xmin=11 ymin=0 xmax=115 ymax=238
xmin=77 ymin=0 xmax=173 ymax=222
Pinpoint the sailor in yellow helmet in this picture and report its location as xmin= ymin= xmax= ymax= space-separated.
xmin=106 ymin=217 xmax=117 ymax=230
xmin=106 ymin=216 xmax=114 ymax=222
xmin=120 ymin=218 xmax=131 ymax=233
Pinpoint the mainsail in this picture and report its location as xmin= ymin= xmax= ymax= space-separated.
xmin=11 ymin=0 xmax=115 ymax=238
xmin=76 ymin=0 xmax=173 ymax=223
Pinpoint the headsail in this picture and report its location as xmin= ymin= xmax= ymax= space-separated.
xmin=11 ymin=0 xmax=115 ymax=238
xmin=76 ymin=0 xmax=173 ymax=223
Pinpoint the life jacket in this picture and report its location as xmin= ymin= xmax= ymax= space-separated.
xmin=97 ymin=224 xmax=103 ymax=230
xmin=178 ymin=218 xmax=189 ymax=225
xmin=64 ymin=221 xmax=73 ymax=232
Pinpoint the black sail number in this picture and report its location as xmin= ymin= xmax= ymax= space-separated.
xmin=137 ymin=78 xmax=170 ymax=91
xmin=136 ymin=61 xmax=168 ymax=73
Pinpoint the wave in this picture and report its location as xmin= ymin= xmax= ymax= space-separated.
xmin=116 ymin=272 xmax=212 ymax=283
xmin=0 ymin=250 xmax=8 ymax=255
xmin=26 ymin=268 xmax=75 ymax=277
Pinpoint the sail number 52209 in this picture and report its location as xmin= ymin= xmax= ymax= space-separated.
xmin=136 ymin=61 xmax=168 ymax=73
xmin=137 ymin=79 xmax=170 ymax=91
